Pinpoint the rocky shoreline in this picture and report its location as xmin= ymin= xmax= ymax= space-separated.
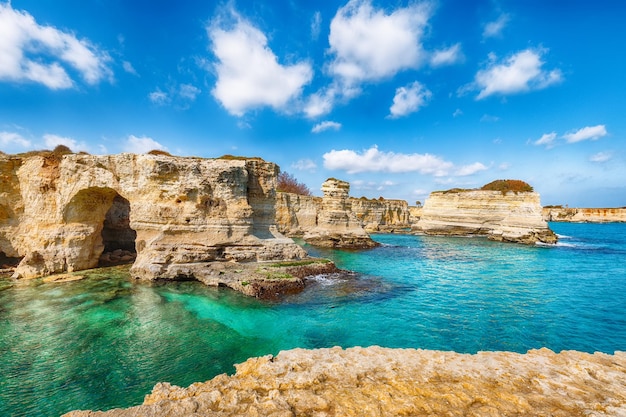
xmin=64 ymin=345 xmax=626 ymax=416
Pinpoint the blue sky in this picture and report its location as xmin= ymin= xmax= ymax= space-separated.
xmin=1 ymin=0 xmax=624 ymax=207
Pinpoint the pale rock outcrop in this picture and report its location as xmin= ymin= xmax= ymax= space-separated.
xmin=418 ymin=190 xmax=557 ymax=244
xmin=302 ymin=179 xmax=378 ymax=248
xmin=349 ymin=198 xmax=412 ymax=232
xmin=64 ymin=345 xmax=626 ymax=417
xmin=543 ymin=207 xmax=626 ymax=223
xmin=275 ymin=192 xmax=320 ymax=236
xmin=0 ymin=152 xmax=307 ymax=282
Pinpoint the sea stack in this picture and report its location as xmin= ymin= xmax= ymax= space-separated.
xmin=417 ymin=180 xmax=558 ymax=245
xmin=303 ymin=178 xmax=378 ymax=248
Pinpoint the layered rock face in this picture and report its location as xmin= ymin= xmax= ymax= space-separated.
xmin=543 ymin=207 xmax=626 ymax=223
xmin=302 ymin=179 xmax=378 ymax=248
xmin=64 ymin=346 xmax=626 ymax=417
xmin=275 ymin=192 xmax=321 ymax=236
xmin=418 ymin=190 xmax=557 ymax=244
xmin=0 ymin=152 xmax=306 ymax=281
xmin=350 ymin=198 xmax=412 ymax=232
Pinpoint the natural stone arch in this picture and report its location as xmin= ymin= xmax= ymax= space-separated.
xmin=62 ymin=187 xmax=136 ymax=269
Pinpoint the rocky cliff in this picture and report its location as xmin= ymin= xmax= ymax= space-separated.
xmin=301 ymin=179 xmax=378 ymax=248
xmin=418 ymin=189 xmax=557 ymax=244
xmin=349 ymin=197 xmax=412 ymax=232
xmin=64 ymin=346 xmax=626 ymax=417
xmin=0 ymin=152 xmax=307 ymax=286
xmin=543 ymin=207 xmax=626 ymax=223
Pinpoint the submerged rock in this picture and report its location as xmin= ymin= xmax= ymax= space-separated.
xmin=64 ymin=346 xmax=626 ymax=416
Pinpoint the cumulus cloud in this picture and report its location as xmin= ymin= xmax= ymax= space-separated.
xmin=589 ymin=151 xmax=612 ymax=163
xmin=483 ymin=14 xmax=510 ymax=39
xmin=455 ymin=162 xmax=488 ymax=176
xmin=124 ymin=135 xmax=167 ymax=154
xmin=0 ymin=131 xmax=31 ymax=149
xmin=430 ymin=43 xmax=463 ymax=67
xmin=323 ymin=145 xmax=454 ymax=176
xmin=327 ymin=0 xmax=431 ymax=86
xmin=472 ymin=49 xmax=562 ymax=99
xmin=148 ymin=89 xmax=169 ymax=105
xmin=208 ymin=9 xmax=313 ymax=116
xmin=563 ymin=125 xmax=607 ymax=143
xmin=312 ymin=121 xmax=342 ymax=133
xmin=389 ymin=81 xmax=432 ymax=118
xmin=0 ymin=3 xmax=112 ymax=89
xmin=533 ymin=132 xmax=557 ymax=148
xmin=43 ymin=133 xmax=88 ymax=151
xmin=291 ymin=158 xmax=317 ymax=171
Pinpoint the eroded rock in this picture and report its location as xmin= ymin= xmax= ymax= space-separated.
xmin=63 ymin=346 xmax=626 ymax=417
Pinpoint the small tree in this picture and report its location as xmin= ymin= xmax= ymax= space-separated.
xmin=277 ymin=172 xmax=312 ymax=196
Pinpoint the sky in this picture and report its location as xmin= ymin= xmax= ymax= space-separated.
xmin=1 ymin=0 xmax=625 ymax=207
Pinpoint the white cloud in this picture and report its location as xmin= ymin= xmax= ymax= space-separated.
xmin=430 ymin=43 xmax=463 ymax=67
xmin=291 ymin=158 xmax=317 ymax=171
xmin=327 ymin=0 xmax=431 ymax=86
xmin=455 ymin=162 xmax=488 ymax=176
xmin=473 ymin=49 xmax=562 ymax=99
xmin=148 ymin=89 xmax=169 ymax=105
xmin=124 ymin=135 xmax=167 ymax=154
xmin=0 ymin=131 xmax=31 ymax=149
xmin=323 ymin=145 xmax=454 ymax=176
xmin=208 ymin=9 xmax=313 ymax=116
xmin=480 ymin=114 xmax=499 ymax=123
xmin=389 ymin=81 xmax=432 ymax=118
xmin=453 ymin=108 xmax=463 ymax=117
xmin=533 ymin=132 xmax=557 ymax=148
xmin=563 ymin=125 xmax=607 ymax=143
xmin=0 ymin=3 xmax=112 ymax=89
xmin=43 ymin=133 xmax=88 ymax=151
xmin=122 ymin=61 xmax=138 ymax=76
xmin=311 ymin=11 xmax=322 ymax=40
xmin=483 ymin=14 xmax=510 ymax=39
xmin=312 ymin=120 xmax=342 ymax=133
xmin=179 ymin=84 xmax=200 ymax=101
xmin=589 ymin=151 xmax=612 ymax=163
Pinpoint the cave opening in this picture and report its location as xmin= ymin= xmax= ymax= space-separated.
xmin=0 ymin=250 xmax=22 ymax=272
xmin=98 ymin=194 xmax=137 ymax=267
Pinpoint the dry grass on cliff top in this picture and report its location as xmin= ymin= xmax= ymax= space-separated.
xmin=436 ymin=179 xmax=534 ymax=195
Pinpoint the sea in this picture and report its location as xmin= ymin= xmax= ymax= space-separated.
xmin=1 ymin=222 xmax=625 ymax=417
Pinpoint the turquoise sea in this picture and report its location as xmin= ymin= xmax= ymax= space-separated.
xmin=1 ymin=222 xmax=625 ymax=416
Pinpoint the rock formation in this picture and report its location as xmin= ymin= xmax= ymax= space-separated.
xmin=543 ymin=207 xmax=626 ymax=223
xmin=349 ymin=197 xmax=412 ymax=232
xmin=418 ymin=188 xmax=557 ymax=244
xmin=64 ymin=345 xmax=626 ymax=417
xmin=0 ymin=152 xmax=308 ymax=288
xmin=301 ymin=179 xmax=378 ymax=248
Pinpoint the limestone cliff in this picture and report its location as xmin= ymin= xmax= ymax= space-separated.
xmin=349 ymin=197 xmax=412 ymax=232
xmin=418 ymin=189 xmax=557 ymax=244
xmin=0 ymin=152 xmax=307 ymax=283
xmin=275 ymin=192 xmax=321 ymax=236
xmin=64 ymin=346 xmax=626 ymax=417
xmin=301 ymin=179 xmax=378 ymax=248
xmin=543 ymin=207 xmax=626 ymax=223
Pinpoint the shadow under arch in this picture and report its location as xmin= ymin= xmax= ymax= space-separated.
xmin=63 ymin=187 xmax=137 ymax=268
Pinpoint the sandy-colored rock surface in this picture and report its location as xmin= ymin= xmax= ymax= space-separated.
xmin=64 ymin=345 xmax=626 ymax=417
xmin=0 ymin=152 xmax=307 ymax=282
xmin=543 ymin=207 xmax=626 ymax=223
xmin=418 ymin=190 xmax=557 ymax=244
xmin=302 ymin=179 xmax=378 ymax=248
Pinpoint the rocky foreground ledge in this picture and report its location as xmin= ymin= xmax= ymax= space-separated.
xmin=64 ymin=346 xmax=626 ymax=417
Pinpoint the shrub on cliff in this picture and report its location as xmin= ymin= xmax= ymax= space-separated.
xmin=277 ymin=172 xmax=312 ymax=196
xmin=481 ymin=179 xmax=533 ymax=194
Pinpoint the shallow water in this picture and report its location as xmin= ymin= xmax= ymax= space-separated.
xmin=0 ymin=223 xmax=625 ymax=416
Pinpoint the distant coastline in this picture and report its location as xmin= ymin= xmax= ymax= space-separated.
xmin=542 ymin=206 xmax=626 ymax=223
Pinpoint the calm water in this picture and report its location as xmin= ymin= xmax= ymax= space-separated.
xmin=1 ymin=222 xmax=625 ymax=416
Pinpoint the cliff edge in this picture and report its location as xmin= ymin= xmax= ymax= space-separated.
xmin=64 ymin=346 xmax=626 ymax=417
